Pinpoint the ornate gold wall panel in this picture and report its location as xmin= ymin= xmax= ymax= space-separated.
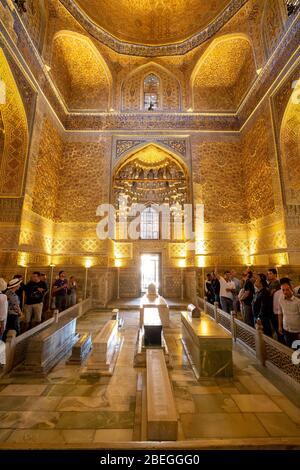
xmin=280 ymin=92 xmax=300 ymax=205
xmin=56 ymin=137 xmax=111 ymax=222
xmin=31 ymin=115 xmax=63 ymax=220
xmin=192 ymin=137 xmax=247 ymax=224
xmin=1 ymin=0 xmax=300 ymax=278
xmin=0 ymin=112 xmax=4 ymax=157
xmin=192 ymin=36 xmax=256 ymax=112
xmin=18 ymin=195 xmax=55 ymax=255
xmin=51 ymin=32 xmax=111 ymax=111
xmin=262 ymin=0 xmax=288 ymax=59
xmin=0 ymin=49 xmax=28 ymax=196
xmin=242 ymin=113 xmax=276 ymax=221
xmin=21 ymin=0 xmax=46 ymax=50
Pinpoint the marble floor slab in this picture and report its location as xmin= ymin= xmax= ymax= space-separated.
xmin=181 ymin=413 xmax=269 ymax=439
xmin=256 ymin=413 xmax=300 ymax=437
xmin=193 ymin=394 xmax=240 ymax=413
xmin=55 ymin=410 xmax=134 ymax=429
xmin=0 ymin=384 xmax=48 ymax=396
xmin=231 ymin=394 xmax=283 ymax=413
xmin=93 ymin=429 xmax=133 ymax=442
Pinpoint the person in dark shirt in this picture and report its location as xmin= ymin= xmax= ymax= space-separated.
xmin=24 ymin=272 xmax=47 ymax=330
xmin=240 ymin=271 xmax=255 ymax=326
xmin=253 ymin=273 xmax=273 ymax=337
xmin=52 ymin=271 xmax=68 ymax=312
xmin=267 ymin=268 xmax=280 ymax=294
xmin=211 ymin=272 xmax=220 ymax=306
xmin=205 ymin=273 xmax=215 ymax=304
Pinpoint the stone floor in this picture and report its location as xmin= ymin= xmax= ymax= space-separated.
xmin=0 ymin=309 xmax=300 ymax=447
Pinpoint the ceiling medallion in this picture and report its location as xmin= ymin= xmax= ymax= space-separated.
xmin=59 ymin=0 xmax=249 ymax=56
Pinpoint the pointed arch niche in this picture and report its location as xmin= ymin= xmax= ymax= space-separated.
xmin=121 ymin=63 xmax=181 ymax=112
xmin=0 ymin=49 xmax=28 ymax=196
xmin=112 ymin=143 xmax=189 ymax=207
xmin=50 ymin=31 xmax=112 ymax=111
xmin=280 ymin=82 xmax=300 ymax=204
xmin=191 ymin=34 xmax=257 ymax=112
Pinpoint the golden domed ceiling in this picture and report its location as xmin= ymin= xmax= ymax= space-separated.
xmin=74 ymin=0 xmax=231 ymax=45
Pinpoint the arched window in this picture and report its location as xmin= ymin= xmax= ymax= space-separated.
xmin=140 ymin=206 xmax=159 ymax=239
xmin=144 ymin=74 xmax=160 ymax=111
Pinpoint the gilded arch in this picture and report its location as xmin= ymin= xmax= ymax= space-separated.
xmin=191 ymin=34 xmax=257 ymax=112
xmin=21 ymin=0 xmax=48 ymax=52
xmin=280 ymin=82 xmax=300 ymax=204
xmin=261 ymin=0 xmax=288 ymax=60
xmin=50 ymin=31 xmax=112 ymax=111
xmin=121 ymin=62 xmax=181 ymax=112
xmin=0 ymin=49 xmax=28 ymax=196
xmin=112 ymin=143 xmax=189 ymax=207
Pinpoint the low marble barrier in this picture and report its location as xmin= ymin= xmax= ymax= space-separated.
xmin=181 ymin=311 xmax=233 ymax=378
xmin=146 ymin=349 xmax=178 ymax=441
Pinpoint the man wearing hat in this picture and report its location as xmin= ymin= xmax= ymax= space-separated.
xmin=2 ymin=278 xmax=22 ymax=342
xmin=0 ymin=278 xmax=8 ymax=340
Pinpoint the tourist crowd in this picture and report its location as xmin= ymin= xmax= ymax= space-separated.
xmin=205 ymin=268 xmax=300 ymax=349
xmin=0 ymin=270 xmax=77 ymax=341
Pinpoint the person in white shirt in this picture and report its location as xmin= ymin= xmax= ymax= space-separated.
xmin=0 ymin=278 xmax=8 ymax=340
xmin=278 ymin=278 xmax=300 ymax=348
xmin=230 ymin=269 xmax=241 ymax=312
xmin=215 ymin=270 xmax=236 ymax=314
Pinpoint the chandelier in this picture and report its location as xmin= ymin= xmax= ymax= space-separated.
xmin=286 ymin=0 xmax=300 ymax=15
xmin=13 ymin=0 xmax=27 ymax=13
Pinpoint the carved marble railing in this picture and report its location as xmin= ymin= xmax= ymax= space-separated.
xmin=201 ymin=298 xmax=300 ymax=393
